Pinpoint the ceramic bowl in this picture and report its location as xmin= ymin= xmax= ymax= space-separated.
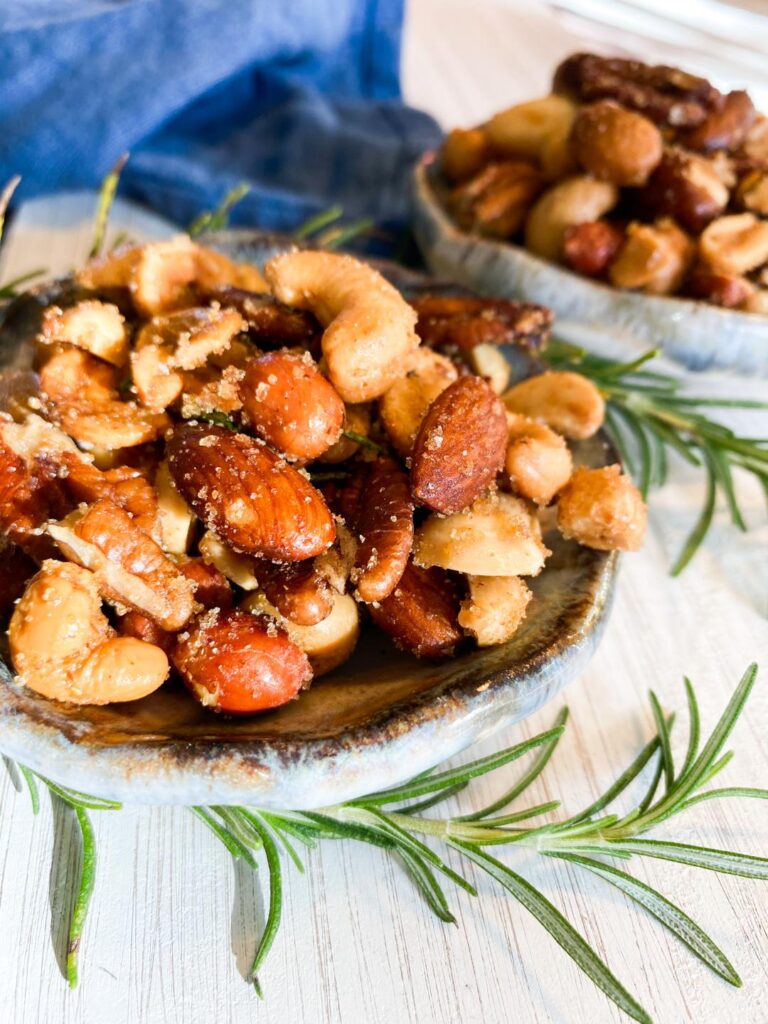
xmin=412 ymin=156 xmax=768 ymax=377
xmin=0 ymin=232 xmax=617 ymax=808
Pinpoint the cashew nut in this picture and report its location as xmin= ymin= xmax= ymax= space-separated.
xmin=414 ymin=492 xmax=549 ymax=577
xmin=264 ymin=251 xmax=419 ymax=402
xmin=504 ymin=412 xmax=573 ymax=505
xmin=484 ymin=94 xmax=577 ymax=162
xmin=9 ymin=560 xmax=169 ymax=704
xmin=40 ymin=301 xmax=128 ymax=367
xmin=378 ymin=347 xmax=458 ymax=456
xmin=502 ymin=371 xmax=605 ymax=441
xmin=557 ymin=465 xmax=647 ymax=551
xmin=458 ymin=575 xmax=532 ymax=646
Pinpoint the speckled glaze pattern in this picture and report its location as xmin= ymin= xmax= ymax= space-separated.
xmin=0 ymin=233 xmax=617 ymax=808
xmin=412 ymin=157 xmax=768 ymax=377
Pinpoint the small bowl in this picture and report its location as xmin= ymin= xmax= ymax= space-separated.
xmin=413 ymin=156 xmax=768 ymax=376
xmin=0 ymin=231 xmax=617 ymax=808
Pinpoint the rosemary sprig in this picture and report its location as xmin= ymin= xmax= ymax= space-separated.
xmin=0 ymin=176 xmax=46 ymax=298
xmin=188 ymin=182 xmax=251 ymax=237
xmin=11 ymin=664 xmax=764 ymax=1022
xmin=545 ymin=341 xmax=768 ymax=573
xmin=89 ymin=153 xmax=128 ymax=259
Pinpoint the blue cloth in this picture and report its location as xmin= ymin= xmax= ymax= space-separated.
xmin=0 ymin=1 xmax=441 ymax=247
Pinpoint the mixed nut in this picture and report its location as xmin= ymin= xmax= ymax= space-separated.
xmin=437 ymin=52 xmax=768 ymax=313
xmin=0 ymin=238 xmax=646 ymax=715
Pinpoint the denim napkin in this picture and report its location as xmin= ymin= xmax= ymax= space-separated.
xmin=0 ymin=0 xmax=441 ymax=249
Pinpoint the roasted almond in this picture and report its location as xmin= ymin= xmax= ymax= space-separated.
xmin=411 ymin=376 xmax=508 ymax=514
xmin=349 ymin=455 xmax=414 ymax=604
xmin=167 ymin=424 xmax=335 ymax=561
xmin=367 ymin=561 xmax=464 ymax=660
xmin=240 ymin=350 xmax=344 ymax=462
xmin=172 ymin=607 xmax=312 ymax=714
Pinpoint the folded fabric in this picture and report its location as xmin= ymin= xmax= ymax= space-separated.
xmin=0 ymin=0 xmax=441 ymax=248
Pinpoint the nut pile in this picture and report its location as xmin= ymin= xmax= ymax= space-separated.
xmin=0 ymin=238 xmax=646 ymax=715
xmin=437 ymin=52 xmax=768 ymax=313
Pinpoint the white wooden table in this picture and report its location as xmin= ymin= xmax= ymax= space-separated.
xmin=1 ymin=3 xmax=767 ymax=1022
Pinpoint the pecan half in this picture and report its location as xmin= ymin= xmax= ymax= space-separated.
xmin=167 ymin=424 xmax=335 ymax=561
xmin=449 ymin=160 xmax=544 ymax=238
xmin=411 ymin=295 xmax=552 ymax=352
xmin=368 ymin=561 xmax=464 ymax=660
xmin=205 ymin=287 xmax=321 ymax=349
xmin=411 ymin=376 xmax=508 ymax=514
xmin=348 ymin=455 xmax=414 ymax=604
xmin=553 ymin=53 xmax=721 ymax=128
xmin=678 ymin=90 xmax=756 ymax=154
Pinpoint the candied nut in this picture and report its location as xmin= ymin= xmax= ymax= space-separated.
xmin=0 ymin=540 xmax=37 ymax=614
xmin=172 ymin=607 xmax=312 ymax=714
xmin=317 ymin=403 xmax=371 ymax=464
xmin=39 ymin=347 xmax=168 ymax=449
xmin=458 ymin=575 xmax=532 ymax=647
xmin=679 ymin=90 xmax=755 ymax=153
xmin=242 ymin=590 xmax=359 ymax=677
xmin=525 ymin=176 xmax=618 ymax=261
xmin=314 ymin=522 xmax=357 ymax=593
xmin=441 ymin=127 xmax=493 ymax=183
xmin=553 ymin=53 xmax=720 ymax=128
xmin=265 ymin=251 xmax=419 ymax=403
xmin=132 ymin=306 xmax=245 ymax=412
xmin=180 ymin=364 xmax=246 ymax=421
xmin=118 ymin=610 xmax=175 ymax=655
xmin=412 ymin=295 xmax=553 ymax=352
xmin=254 ymin=559 xmax=333 ymax=627
xmin=414 ymin=492 xmax=548 ymax=577
xmin=736 ymin=169 xmax=768 ymax=216
xmin=639 ymin=148 xmax=729 ymax=234
xmin=738 ymin=115 xmax=768 ymax=171
xmin=239 ymin=350 xmax=344 ymax=462
xmin=484 ymin=94 xmax=577 ymax=160
xmin=10 ymin=560 xmax=168 ymax=704
xmin=77 ymin=238 xmax=266 ymax=317
xmin=206 ymin=288 xmax=320 ymax=348
xmin=570 ymin=101 xmax=662 ymax=186
xmin=563 ymin=220 xmax=625 ymax=278
xmin=379 ymin=348 xmax=458 ymax=456
xmin=39 ymin=301 xmax=128 ymax=366
xmin=698 ymin=213 xmax=768 ymax=275
xmin=742 ymin=289 xmax=768 ymax=315
xmin=504 ymin=412 xmax=573 ymax=505
xmin=411 ymin=376 xmax=508 ymax=514
xmin=502 ymin=371 xmax=605 ymax=440
xmin=155 ymin=460 xmax=195 ymax=555
xmin=58 ymin=454 xmax=159 ymax=537
xmin=48 ymin=499 xmax=196 ymax=631
xmin=199 ymin=531 xmax=259 ymax=590
xmin=179 ymin=557 xmax=233 ymax=610
xmin=609 ymin=218 xmax=694 ymax=295
xmin=557 ymin=465 xmax=646 ymax=551
xmin=685 ymin=270 xmax=754 ymax=308
xmin=348 ymin=455 xmax=414 ymax=604
xmin=454 ymin=160 xmax=544 ymax=238
xmin=167 ymin=424 xmax=335 ymax=561
xmin=0 ymin=421 xmax=71 ymax=551
xmin=367 ymin=561 xmax=463 ymax=660
xmin=467 ymin=343 xmax=510 ymax=394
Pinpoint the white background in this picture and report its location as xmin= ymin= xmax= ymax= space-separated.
xmin=1 ymin=2 xmax=767 ymax=1022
